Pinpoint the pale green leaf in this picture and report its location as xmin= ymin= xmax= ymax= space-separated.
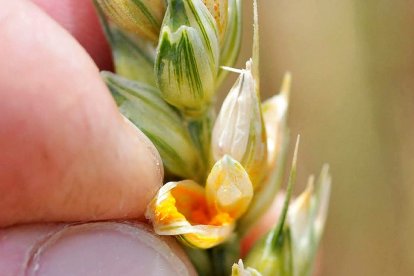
xmin=244 ymin=136 xmax=300 ymax=276
xmin=102 ymin=72 xmax=203 ymax=180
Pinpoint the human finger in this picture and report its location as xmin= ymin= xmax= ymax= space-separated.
xmin=32 ymin=0 xmax=112 ymax=70
xmin=0 ymin=0 xmax=162 ymax=227
xmin=0 ymin=222 xmax=196 ymax=275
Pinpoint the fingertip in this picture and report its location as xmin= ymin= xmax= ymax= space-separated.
xmin=0 ymin=222 xmax=196 ymax=276
xmin=0 ymin=1 xmax=162 ymax=226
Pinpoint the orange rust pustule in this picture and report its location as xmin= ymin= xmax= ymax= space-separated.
xmin=172 ymin=185 xmax=211 ymax=225
xmin=171 ymin=184 xmax=234 ymax=226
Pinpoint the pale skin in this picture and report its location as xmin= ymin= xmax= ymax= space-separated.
xmin=0 ymin=0 xmax=278 ymax=274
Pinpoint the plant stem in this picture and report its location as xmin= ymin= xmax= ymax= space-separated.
xmin=208 ymin=234 xmax=241 ymax=276
xmin=184 ymin=107 xmax=215 ymax=182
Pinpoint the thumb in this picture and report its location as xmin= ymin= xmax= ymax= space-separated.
xmin=0 ymin=0 xmax=162 ymax=226
xmin=0 ymin=222 xmax=196 ymax=275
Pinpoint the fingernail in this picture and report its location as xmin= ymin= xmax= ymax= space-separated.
xmin=23 ymin=222 xmax=194 ymax=276
xmin=0 ymin=224 xmax=64 ymax=275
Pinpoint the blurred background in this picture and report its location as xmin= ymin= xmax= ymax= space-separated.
xmin=221 ymin=1 xmax=414 ymax=275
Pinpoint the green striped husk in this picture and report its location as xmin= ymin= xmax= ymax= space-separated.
xmin=155 ymin=0 xmax=220 ymax=116
xmin=217 ymin=0 xmax=242 ymax=87
xmin=95 ymin=0 xmax=166 ymax=42
xmin=102 ymin=72 xmax=203 ymax=180
xmin=94 ymin=0 xmax=156 ymax=86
